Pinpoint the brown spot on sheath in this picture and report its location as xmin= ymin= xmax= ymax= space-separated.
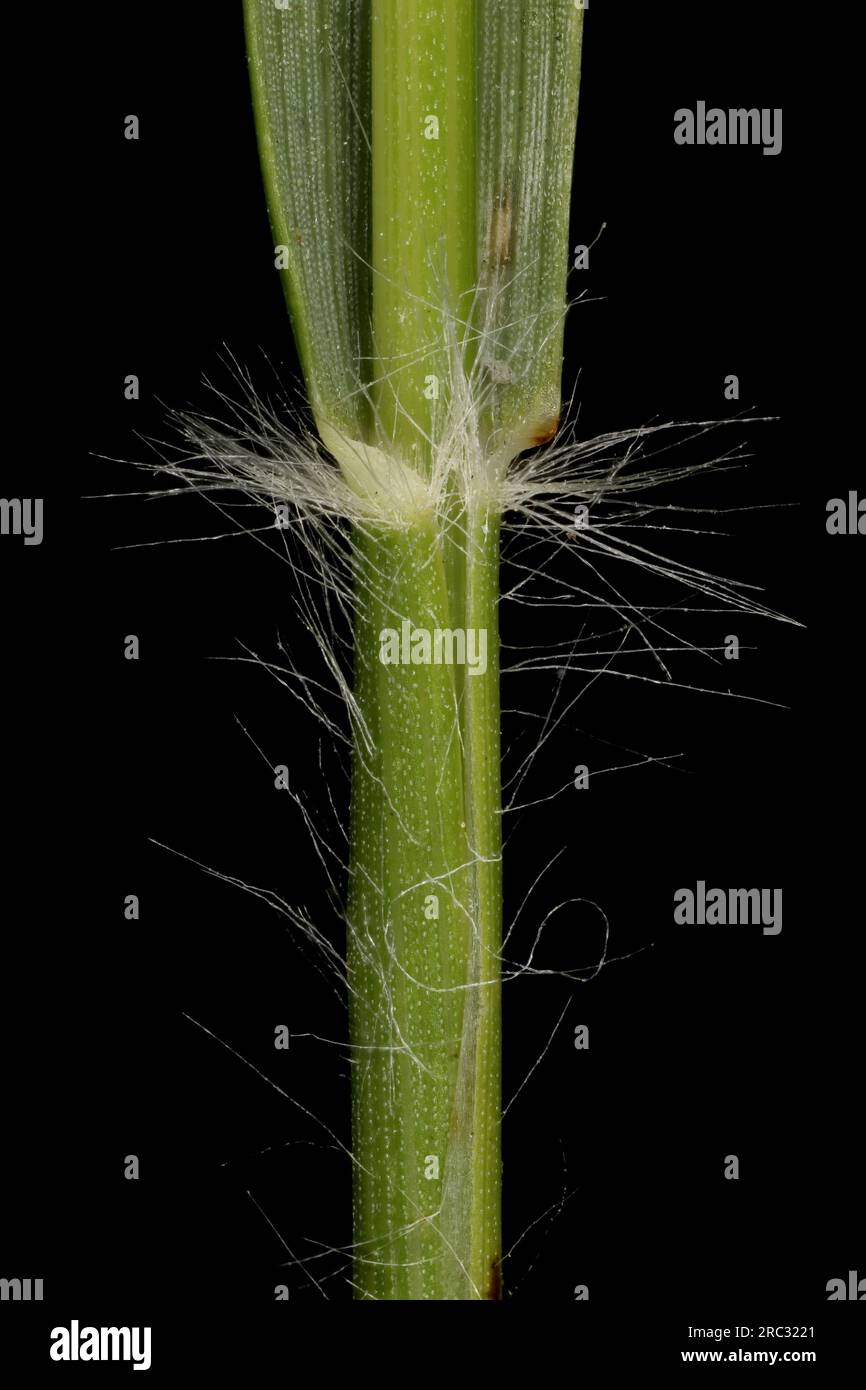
xmin=529 ymin=414 xmax=560 ymax=447
xmin=483 ymin=192 xmax=512 ymax=269
xmin=488 ymin=1257 xmax=503 ymax=1300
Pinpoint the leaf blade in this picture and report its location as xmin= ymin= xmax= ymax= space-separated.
xmin=476 ymin=0 xmax=585 ymax=457
xmin=244 ymin=0 xmax=373 ymax=437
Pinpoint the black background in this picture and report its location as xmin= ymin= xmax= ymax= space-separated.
xmin=3 ymin=0 xmax=862 ymax=1373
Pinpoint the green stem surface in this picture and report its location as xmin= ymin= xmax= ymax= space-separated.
xmin=347 ymin=512 xmax=502 ymax=1299
xmin=344 ymin=0 xmax=503 ymax=1301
